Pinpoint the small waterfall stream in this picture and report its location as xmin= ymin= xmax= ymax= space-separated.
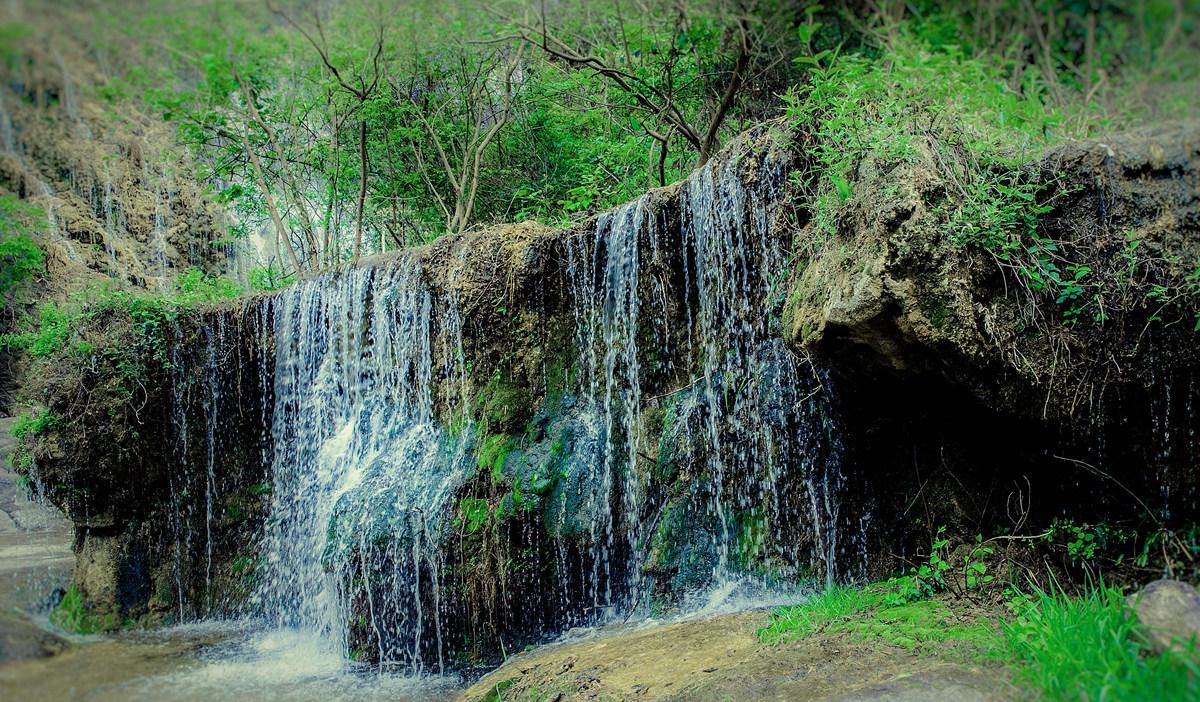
xmin=253 ymin=259 xmax=472 ymax=671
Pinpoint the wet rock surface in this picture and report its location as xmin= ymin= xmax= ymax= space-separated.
xmin=0 ymin=417 xmax=73 ymax=663
xmin=460 ymin=610 xmax=1012 ymax=702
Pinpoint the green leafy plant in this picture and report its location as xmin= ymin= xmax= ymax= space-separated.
xmin=962 ymin=537 xmax=994 ymax=590
xmin=0 ymin=194 xmax=46 ymax=299
xmin=457 ymin=496 xmax=491 ymax=534
xmin=881 ymin=527 xmax=952 ymax=605
xmin=11 ymin=408 xmax=57 ymax=439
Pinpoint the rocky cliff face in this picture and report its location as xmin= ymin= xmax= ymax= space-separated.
xmin=0 ymin=4 xmax=235 ymax=296
xmin=16 ymin=121 xmax=1200 ymax=671
xmin=786 ymin=122 xmax=1200 ymax=562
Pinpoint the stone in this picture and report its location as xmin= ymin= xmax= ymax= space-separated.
xmin=0 ymin=611 xmax=67 ymax=663
xmin=1130 ymin=579 xmax=1200 ymax=655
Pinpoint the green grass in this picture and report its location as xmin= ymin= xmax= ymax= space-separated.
xmin=759 ymin=583 xmax=996 ymax=656
xmin=761 ymin=581 xmax=1200 ymax=701
xmin=1003 ymin=585 xmax=1199 ymax=701
xmin=758 ymin=584 xmax=881 ymax=644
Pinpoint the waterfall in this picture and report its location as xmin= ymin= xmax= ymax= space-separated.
xmin=254 ymin=258 xmax=472 ymax=672
xmin=565 ymin=198 xmax=652 ymax=614
xmin=159 ymin=134 xmax=850 ymax=674
xmin=564 ymin=143 xmax=846 ymax=607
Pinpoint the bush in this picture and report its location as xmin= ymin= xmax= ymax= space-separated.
xmin=11 ymin=408 xmax=57 ymax=439
xmin=174 ymin=267 xmax=242 ymax=303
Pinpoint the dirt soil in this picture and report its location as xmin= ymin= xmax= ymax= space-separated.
xmin=459 ymin=609 xmax=1016 ymax=702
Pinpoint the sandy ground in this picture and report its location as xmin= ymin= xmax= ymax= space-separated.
xmin=458 ymin=610 xmax=1015 ymax=702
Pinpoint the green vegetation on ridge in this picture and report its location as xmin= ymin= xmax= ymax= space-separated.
xmin=14 ymin=0 xmax=1191 ymax=286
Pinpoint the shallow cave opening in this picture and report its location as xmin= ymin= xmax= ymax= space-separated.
xmin=821 ymin=335 xmax=1199 ymax=581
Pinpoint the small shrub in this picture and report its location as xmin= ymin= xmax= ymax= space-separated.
xmin=247 ymin=265 xmax=295 ymax=292
xmin=0 ymin=194 xmax=46 ymax=298
xmin=0 ymin=232 xmax=44 ymax=297
xmin=173 ymin=267 xmax=242 ymax=304
xmin=11 ymin=408 xmax=57 ymax=439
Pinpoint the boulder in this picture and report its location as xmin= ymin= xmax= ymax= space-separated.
xmin=1130 ymin=579 xmax=1200 ymax=655
xmin=0 ymin=611 xmax=67 ymax=663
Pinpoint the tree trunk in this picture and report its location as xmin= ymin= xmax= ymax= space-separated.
xmin=353 ymin=117 xmax=368 ymax=263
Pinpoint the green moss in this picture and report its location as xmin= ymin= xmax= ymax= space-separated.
xmin=50 ymin=584 xmax=121 ymax=634
xmin=543 ymin=356 xmax=577 ymax=414
xmin=480 ymin=678 xmax=518 ymax=702
xmin=458 ymin=496 xmax=491 ymax=533
xmin=231 ymin=555 xmax=258 ymax=582
xmin=537 ymin=424 xmax=572 ymax=488
xmin=498 ymin=681 xmax=581 ymax=701
xmin=654 ymin=398 xmax=680 ymax=481
xmin=759 ymin=584 xmax=996 ymax=656
xmin=922 ymin=298 xmax=951 ymax=329
xmin=478 ymin=434 xmax=517 ymax=482
xmin=222 ymin=500 xmax=246 ymax=525
xmin=246 ymin=482 xmax=273 ymax=496
xmin=476 ymin=371 xmax=531 ymax=434
xmin=844 ymin=599 xmax=995 ymax=653
xmin=733 ymin=507 xmax=767 ymax=570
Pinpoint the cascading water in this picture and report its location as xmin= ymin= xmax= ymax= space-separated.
xmin=565 ymin=144 xmax=847 ymax=610
xmin=254 ymin=258 xmax=473 ymax=672
xmin=155 ymin=132 xmax=850 ymax=677
xmin=0 ymin=88 xmax=13 ymax=153
xmin=564 ymin=198 xmax=654 ymax=615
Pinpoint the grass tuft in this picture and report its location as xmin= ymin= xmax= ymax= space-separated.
xmin=1003 ymin=585 xmax=1199 ymax=701
xmin=758 ymin=584 xmax=879 ymax=644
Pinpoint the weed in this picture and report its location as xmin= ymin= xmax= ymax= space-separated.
xmin=0 ymin=194 xmax=46 ymax=298
xmin=11 ymin=407 xmax=57 ymax=439
xmin=458 ymin=496 xmax=491 ymax=534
